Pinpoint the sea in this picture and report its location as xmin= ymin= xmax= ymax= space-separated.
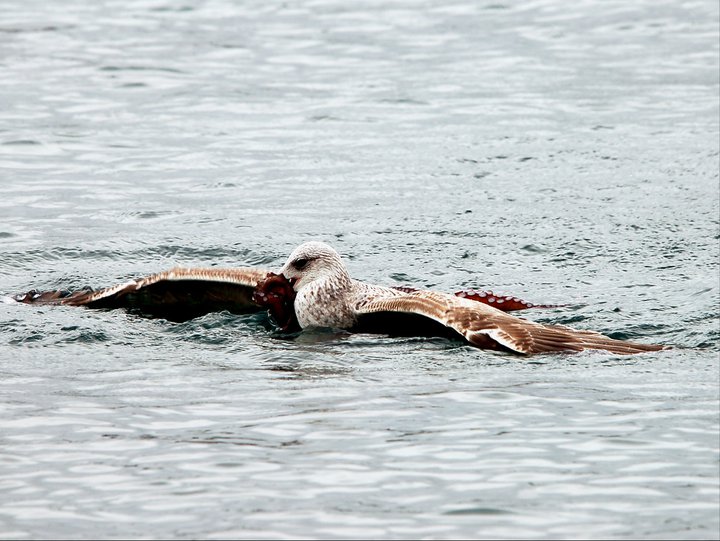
xmin=0 ymin=0 xmax=718 ymax=539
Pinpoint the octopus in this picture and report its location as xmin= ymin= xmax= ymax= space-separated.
xmin=252 ymin=272 xmax=300 ymax=332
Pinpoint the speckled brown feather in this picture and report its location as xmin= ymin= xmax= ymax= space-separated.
xmin=355 ymin=290 xmax=668 ymax=355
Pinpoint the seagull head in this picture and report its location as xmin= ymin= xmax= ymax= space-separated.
xmin=280 ymin=241 xmax=349 ymax=292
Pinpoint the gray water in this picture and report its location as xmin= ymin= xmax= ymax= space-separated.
xmin=1 ymin=0 xmax=718 ymax=539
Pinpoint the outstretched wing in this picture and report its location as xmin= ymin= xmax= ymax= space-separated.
xmin=355 ymin=290 xmax=667 ymax=355
xmin=14 ymin=267 xmax=270 ymax=322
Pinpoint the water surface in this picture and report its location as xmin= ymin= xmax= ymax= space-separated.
xmin=1 ymin=0 xmax=718 ymax=539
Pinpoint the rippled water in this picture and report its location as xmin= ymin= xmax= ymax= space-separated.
xmin=1 ymin=0 xmax=718 ymax=539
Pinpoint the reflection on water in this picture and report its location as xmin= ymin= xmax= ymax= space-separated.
xmin=0 ymin=0 xmax=718 ymax=539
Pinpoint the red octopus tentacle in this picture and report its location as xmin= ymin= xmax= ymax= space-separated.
xmin=253 ymin=273 xmax=300 ymax=332
xmin=391 ymin=285 xmax=561 ymax=312
xmin=454 ymin=289 xmax=563 ymax=311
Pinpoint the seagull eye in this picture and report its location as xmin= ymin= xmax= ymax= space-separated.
xmin=292 ymin=257 xmax=310 ymax=270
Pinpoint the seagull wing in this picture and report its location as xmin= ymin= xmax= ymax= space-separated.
xmin=15 ymin=267 xmax=270 ymax=322
xmin=355 ymin=290 xmax=667 ymax=355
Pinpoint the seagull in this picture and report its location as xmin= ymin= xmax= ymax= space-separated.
xmin=273 ymin=241 xmax=668 ymax=355
xmin=12 ymin=241 xmax=668 ymax=355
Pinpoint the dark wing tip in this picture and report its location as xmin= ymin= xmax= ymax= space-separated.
xmin=13 ymin=288 xmax=95 ymax=305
